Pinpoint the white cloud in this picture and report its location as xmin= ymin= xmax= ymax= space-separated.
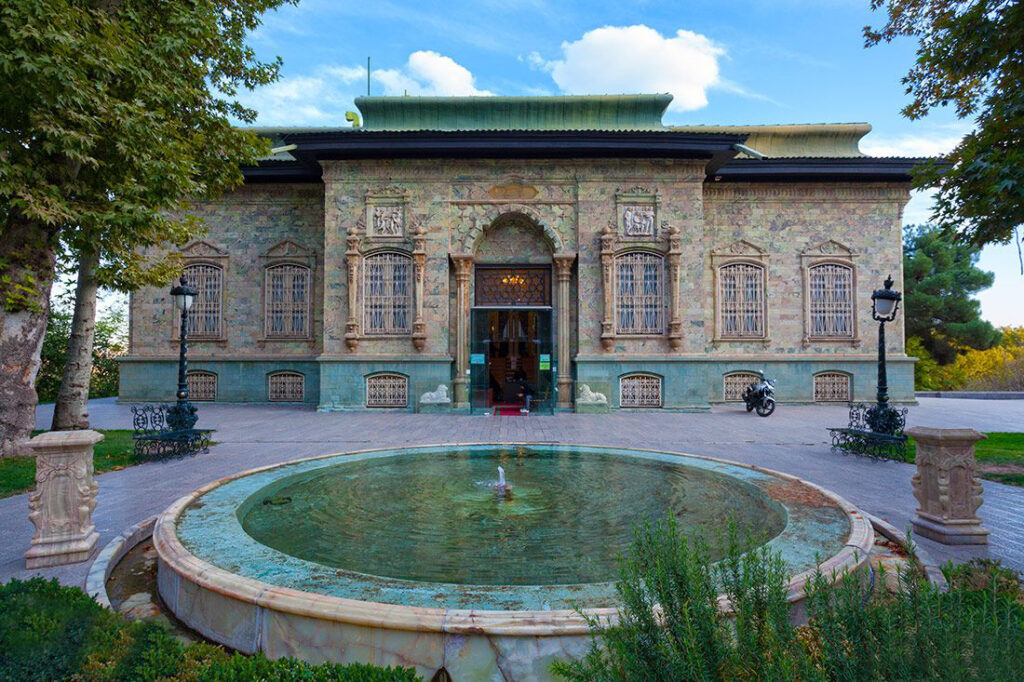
xmin=237 ymin=52 xmax=490 ymax=125
xmin=860 ymin=134 xmax=963 ymax=158
xmin=373 ymin=51 xmax=492 ymax=96
xmin=544 ymin=25 xmax=724 ymax=112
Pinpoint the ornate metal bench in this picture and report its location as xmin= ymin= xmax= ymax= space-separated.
xmin=131 ymin=404 xmax=212 ymax=460
xmin=828 ymin=402 xmax=909 ymax=462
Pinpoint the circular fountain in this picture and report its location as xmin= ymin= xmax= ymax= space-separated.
xmin=154 ymin=444 xmax=870 ymax=680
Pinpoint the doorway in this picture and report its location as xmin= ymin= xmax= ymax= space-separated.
xmin=469 ymin=308 xmax=553 ymax=414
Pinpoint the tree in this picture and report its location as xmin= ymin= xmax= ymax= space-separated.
xmin=0 ymin=1 xmax=291 ymax=455
xmin=903 ymin=224 xmax=1000 ymax=364
xmin=866 ymin=0 xmax=1024 ymax=253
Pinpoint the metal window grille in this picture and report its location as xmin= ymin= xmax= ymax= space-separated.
xmin=814 ymin=372 xmax=851 ymax=402
xmin=620 ymin=374 xmax=662 ymax=407
xmin=363 ymin=253 xmax=412 ymax=335
xmin=724 ymin=372 xmax=761 ymax=401
xmin=186 ymin=371 xmax=217 ymax=401
xmin=366 ymin=374 xmax=408 ymax=407
xmin=719 ymin=263 xmax=765 ymax=338
xmin=181 ymin=264 xmax=222 ymax=338
xmin=615 ymin=252 xmax=664 ymax=334
xmin=268 ymin=372 xmax=304 ymax=402
xmin=808 ymin=264 xmax=854 ymax=338
xmin=265 ymin=264 xmax=310 ymax=338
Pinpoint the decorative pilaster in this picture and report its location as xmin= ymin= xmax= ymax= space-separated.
xmin=909 ymin=427 xmax=989 ymax=545
xmin=553 ymin=253 xmax=575 ymax=408
xmin=666 ymin=225 xmax=683 ymax=351
xmin=599 ymin=224 xmax=617 ymax=351
xmin=344 ymin=226 xmax=361 ymax=352
xmin=412 ymin=225 xmax=428 ymax=351
xmin=25 ymin=430 xmax=103 ymax=568
xmin=452 ymin=254 xmax=474 ymax=408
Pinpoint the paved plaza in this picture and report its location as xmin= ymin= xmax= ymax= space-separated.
xmin=3 ymin=397 xmax=1023 ymax=588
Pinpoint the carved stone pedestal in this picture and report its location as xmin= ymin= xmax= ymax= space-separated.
xmin=908 ymin=427 xmax=989 ymax=545
xmin=25 ymin=430 xmax=103 ymax=568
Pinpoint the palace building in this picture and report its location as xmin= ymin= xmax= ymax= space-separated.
xmin=120 ymin=94 xmax=917 ymax=413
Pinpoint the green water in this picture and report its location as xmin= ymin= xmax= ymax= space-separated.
xmin=240 ymin=447 xmax=786 ymax=586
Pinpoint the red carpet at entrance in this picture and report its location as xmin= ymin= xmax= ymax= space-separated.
xmin=493 ymin=406 xmax=528 ymax=416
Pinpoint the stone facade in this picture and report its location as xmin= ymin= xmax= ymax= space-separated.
xmin=120 ymin=96 xmax=915 ymax=412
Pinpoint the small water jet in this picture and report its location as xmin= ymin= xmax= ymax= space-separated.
xmin=492 ymin=466 xmax=511 ymax=497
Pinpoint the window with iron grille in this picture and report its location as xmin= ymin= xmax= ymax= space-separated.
xmin=615 ymin=252 xmax=664 ymax=334
xmin=363 ymin=253 xmax=412 ymax=335
xmin=814 ymin=372 xmax=851 ymax=402
xmin=268 ymin=371 xmax=305 ymax=402
xmin=180 ymin=263 xmax=223 ymax=338
xmin=366 ymin=374 xmax=408 ymax=408
xmin=619 ymin=374 xmax=662 ymax=407
xmin=808 ymin=264 xmax=854 ymax=338
xmin=724 ymin=372 xmax=761 ymax=401
xmin=186 ymin=371 xmax=217 ymax=401
xmin=719 ymin=263 xmax=765 ymax=338
xmin=265 ymin=264 xmax=310 ymax=338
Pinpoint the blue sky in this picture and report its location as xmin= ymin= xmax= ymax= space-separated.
xmin=237 ymin=0 xmax=1020 ymax=326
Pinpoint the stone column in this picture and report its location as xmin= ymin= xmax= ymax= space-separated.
xmin=451 ymin=254 xmax=474 ymax=408
xmin=908 ymin=427 xmax=989 ymax=545
xmin=553 ymin=253 xmax=576 ymax=409
xmin=344 ymin=226 xmax=361 ymax=352
xmin=25 ymin=430 xmax=103 ymax=568
xmin=411 ymin=225 xmax=428 ymax=352
xmin=666 ymin=225 xmax=683 ymax=351
xmin=599 ymin=225 xmax=617 ymax=351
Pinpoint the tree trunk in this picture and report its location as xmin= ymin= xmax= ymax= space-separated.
xmin=52 ymin=248 xmax=100 ymax=431
xmin=0 ymin=214 xmax=57 ymax=457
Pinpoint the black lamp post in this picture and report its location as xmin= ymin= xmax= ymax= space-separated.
xmin=867 ymin=275 xmax=903 ymax=434
xmin=167 ymin=276 xmax=199 ymax=431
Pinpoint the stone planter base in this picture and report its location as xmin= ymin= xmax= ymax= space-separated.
xmin=912 ymin=516 xmax=989 ymax=545
xmin=26 ymin=531 xmax=99 ymax=569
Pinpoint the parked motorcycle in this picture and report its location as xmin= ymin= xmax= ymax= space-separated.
xmin=742 ymin=378 xmax=776 ymax=417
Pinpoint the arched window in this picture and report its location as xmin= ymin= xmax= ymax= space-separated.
xmin=366 ymin=373 xmax=408 ymax=408
xmin=265 ymin=264 xmax=311 ymax=338
xmin=808 ymin=263 xmax=854 ymax=338
xmin=363 ymin=252 xmax=412 ymax=335
xmin=186 ymin=370 xmax=217 ymax=401
xmin=615 ymin=252 xmax=664 ymax=334
xmin=719 ymin=262 xmax=765 ymax=338
xmin=814 ymin=372 xmax=851 ymax=402
xmin=620 ymin=374 xmax=662 ymax=408
xmin=268 ymin=371 xmax=305 ymax=402
xmin=181 ymin=263 xmax=223 ymax=339
xmin=723 ymin=371 xmax=762 ymax=402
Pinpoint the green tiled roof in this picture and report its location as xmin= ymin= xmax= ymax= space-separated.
xmin=354 ymin=94 xmax=673 ymax=131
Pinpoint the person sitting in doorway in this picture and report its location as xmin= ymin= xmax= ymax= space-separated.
xmin=513 ymin=369 xmax=536 ymax=414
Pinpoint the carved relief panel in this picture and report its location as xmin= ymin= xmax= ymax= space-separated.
xmin=616 ymin=187 xmax=659 ymax=240
xmin=365 ymin=187 xmax=408 ymax=239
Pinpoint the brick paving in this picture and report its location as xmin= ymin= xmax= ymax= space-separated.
xmin=3 ymin=397 xmax=1022 ymax=589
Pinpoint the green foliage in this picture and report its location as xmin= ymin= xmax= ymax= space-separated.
xmin=35 ymin=288 xmax=127 ymax=403
xmin=0 ymin=0 xmax=292 ymax=309
xmin=866 ymin=1 xmax=1024 ymax=250
xmin=554 ymin=517 xmax=1024 ymax=681
xmin=906 ymin=336 xmax=943 ymax=389
xmin=0 ymin=578 xmax=422 ymax=682
xmin=903 ymin=224 xmax=999 ymax=364
xmin=912 ymin=326 xmax=1024 ymax=390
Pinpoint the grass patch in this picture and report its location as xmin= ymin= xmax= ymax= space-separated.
xmin=1 ymin=430 xmax=138 ymax=499
xmin=906 ymin=431 xmax=1024 ymax=486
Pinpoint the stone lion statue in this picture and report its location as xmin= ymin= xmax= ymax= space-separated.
xmin=578 ymin=384 xmax=607 ymax=404
xmin=420 ymin=384 xmax=451 ymax=404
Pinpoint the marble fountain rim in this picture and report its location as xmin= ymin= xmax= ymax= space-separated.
xmin=153 ymin=442 xmax=873 ymax=637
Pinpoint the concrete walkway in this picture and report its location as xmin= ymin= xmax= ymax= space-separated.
xmin=4 ymin=397 xmax=1023 ymax=589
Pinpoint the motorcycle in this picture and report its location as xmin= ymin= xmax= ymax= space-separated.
xmin=742 ymin=378 xmax=776 ymax=417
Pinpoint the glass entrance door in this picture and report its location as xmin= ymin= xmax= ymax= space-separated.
xmin=470 ymin=308 xmax=553 ymax=414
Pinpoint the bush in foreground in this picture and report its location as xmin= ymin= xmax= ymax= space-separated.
xmin=554 ymin=518 xmax=1024 ymax=681
xmin=0 ymin=578 xmax=420 ymax=682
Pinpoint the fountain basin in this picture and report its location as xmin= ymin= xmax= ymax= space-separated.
xmin=154 ymin=444 xmax=871 ymax=680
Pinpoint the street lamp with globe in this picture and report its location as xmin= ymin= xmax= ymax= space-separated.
xmin=167 ymin=276 xmax=199 ymax=431
xmin=867 ymin=275 xmax=903 ymax=434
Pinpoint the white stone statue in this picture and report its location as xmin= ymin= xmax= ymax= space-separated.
xmin=420 ymin=384 xmax=451 ymax=404
xmin=622 ymin=205 xmax=655 ymax=237
xmin=372 ymin=205 xmax=403 ymax=237
xmin=577 ymin=384 xmax=608 ymax=404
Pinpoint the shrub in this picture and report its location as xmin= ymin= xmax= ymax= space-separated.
xmin=553 ymin=518 xmax=1024 ymax=681
xmin=0 ymin=578 xmax=421 ymax=682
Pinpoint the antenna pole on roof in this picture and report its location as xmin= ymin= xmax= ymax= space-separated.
xmin=367 ymin=57 xmax=371 ymax=96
